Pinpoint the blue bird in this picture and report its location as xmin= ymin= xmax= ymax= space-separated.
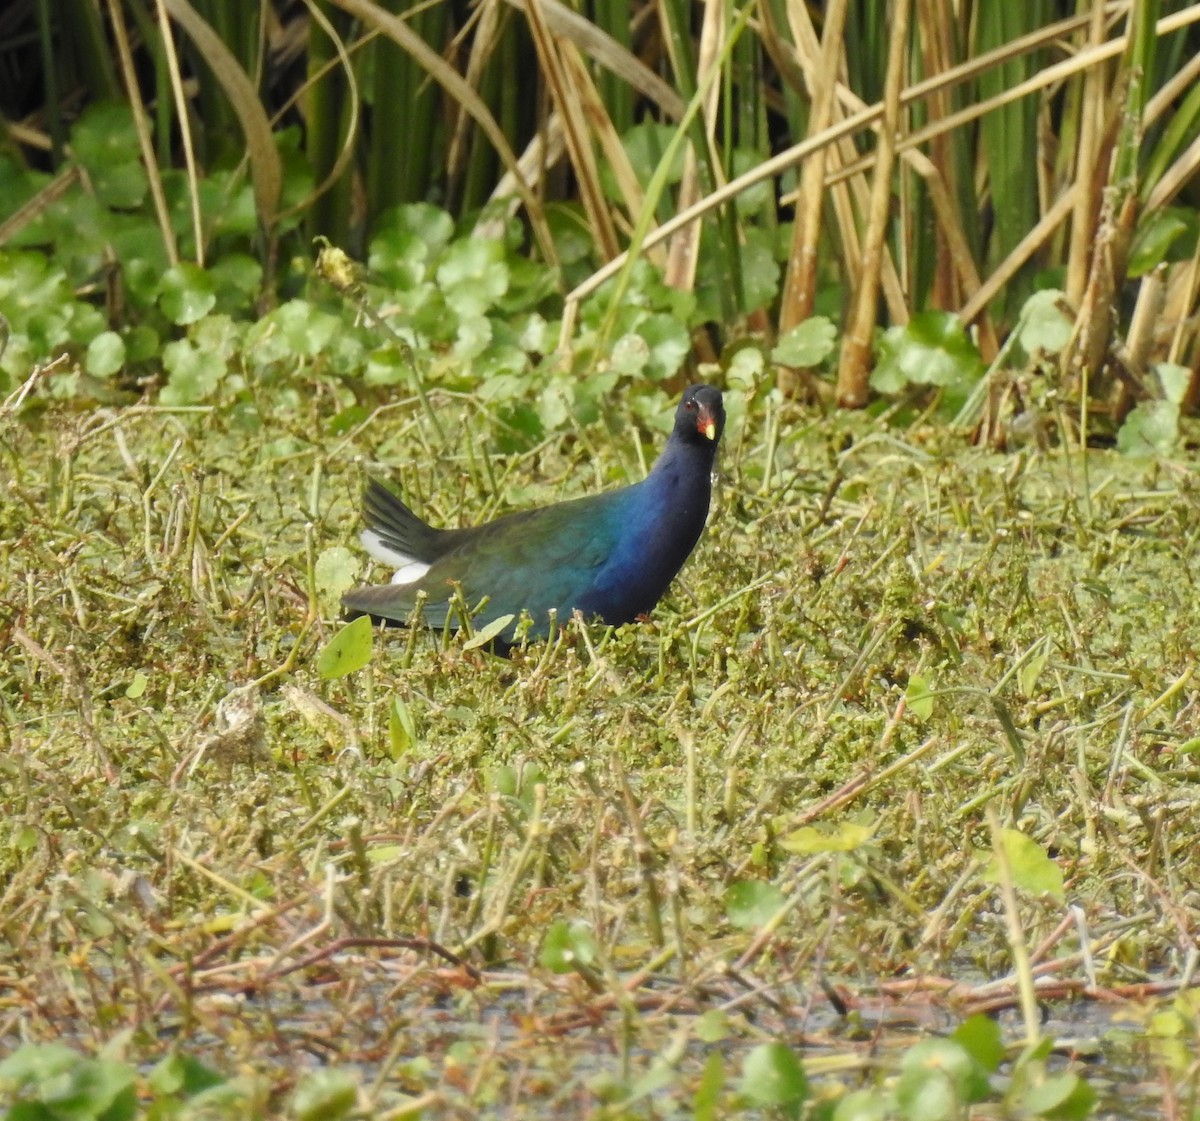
xmin=342 ymin=385 xmax=725 ymax=647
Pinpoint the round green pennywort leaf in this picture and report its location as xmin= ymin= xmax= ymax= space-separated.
xmin=160 ymin=338 xmax=228 ymax=405
xmin=86 ymin=331 xmax=125 ymax=377
xmin=738 ymin=1042 xmax=807 ymax=1107
xmin=160 ymin=264 xmax=217 ymax=326
xmin=724 ymin=880 xmax=785 ymax=929
xmin=437 ymin=238 xmax=509 ymax=317
xmin=871 ymin=311 xmax=984 ymax=392
xmin=772 ymin=317 xmax=838 ymax=368
xmin=314 ymin=547 xmax=362 ymax=614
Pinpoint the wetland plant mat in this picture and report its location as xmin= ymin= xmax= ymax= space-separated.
xmin=3 ymin=391 xmax=1200 ymax=1118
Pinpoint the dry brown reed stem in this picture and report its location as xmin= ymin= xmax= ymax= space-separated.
xmin=447 ymin=0 xmax=500 ymax=178
xmin=665 ymin=0 xmax=724 ymax=291
xmin=504 ymin=0 xmax=686 ymax=117
xmin=781 ymin=2 xmax=996 ymax=357
xmin=107 ymin=0 xmax=177 ymax=266
xmin=1067 ymin=3 xmax=1115 ymax=309
xmin=774 ymin=0 xmax=849 ymax=397
xmin=769 ymin=1 xmax=905 ymax=326
xmin=561 ymin=45 xmax=651 ymax=252
xmin=156 ymin=0 xmax=207 ymax=263
xmin=1115 ymin=267 xmax=1166 ymax=420
xmin=836 ymin=0 xmax=912 ymax=407
xmin=569 ymin=8 xmax=1200 ymax=323
xmin=525 ymin=0 xmax=619 ymax=260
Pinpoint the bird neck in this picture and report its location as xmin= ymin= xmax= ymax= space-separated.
xmin=583 ymin=433 xmax=716 ymax=619
xmin=638 ymin=434 xmax=715 ymax=550
xmin=648 ymin=434 xmax=715 ymax=492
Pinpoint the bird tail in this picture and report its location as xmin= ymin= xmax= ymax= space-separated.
xmin=359 ymin=478 xmax=445 ymax=567
xmin=341 ymin=582 xmax=450 ymax=627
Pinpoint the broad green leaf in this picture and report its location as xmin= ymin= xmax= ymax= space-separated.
xmin=369 ymin=227 xmax=430 ymax=289
xmin=779 ymin=820 xmax=874 ymax=855
xmin=124 ymin=672 xmax=147 ymax=700
xmin=1018 ymin=649 xmax=1049 ymax=698
xmin=387 ymin=696 xmax=417 ymax=759
xmin=1129 ymin=210 xmax=1191 ymax=276
xmin=148 ymin=1051 xmax=225 ymax=1096
xmin=896 ymin=1038 xmax=989 ymax=1119
xmin=317 ymin=616 xmax=374 ymax=679
xmin=191 ymin=312 xmax=242 ymax=356
xmin=437 ymin=238 xmax=509 ymax=317
xmin=123 ymin=324 xmax=160 ymax=363
xmin=498 ymin=255 xmax=561 ymax=312
xmin=952 ymin=1014 xmax=1005 ymax=1072
xmin=1014 ymin=290 xmax=1074 ymax=356
xmin=472 ymin=343 xmax=527 ymax=381
xmin=738 ymin=1042 xmax=807 ymax=1107
xmin=636 ymin=312 xmax=690 ymax=381
xmin=626 ymin=1059 xmax=675 ymax=1104
xmin=1154 ymin=362 xmax=1192 ymax=407
xmin=608 ymin=332 xmax=649 ymax=377
xmin=517 ymin=312 xmax=551 ymax=354
xmin=731 ymin=147 xmax=774 ymax=214
xmin=981 ymin=828 xmax=1064 ymax=901
xmin=871 ymin=311 xmax=984 ymax=392
xmin=160 ymin=338 xmax=228 ymax=405
xmin=159 ymin=264 xmax=217 ymax=326
xmin=264 ymin=299 xmax=341 ymax=359
xmin=462 ymin=613 xmax=516 ymax=650
xmin=725 ymin=880 xmax=784 ymax=929
xmin=209 ymin=254 xmax=263 ymax=312
xmin=1117 ymin=400 xmax=1179 ymax=456
xmin=736 ymin=229 xmax=781 ymax=314
xmin=772 ymin=317 xmax=837 ymax=368
xmin=604 ymin=122 xmax=685 ymax=198
xmin=539 ymin=919 xmax=598 ymax=973
xmin=475 ymin=372 xmax=526 ymax=402
xmin=71 ymin=103 xmax=146 ymax=209
xmin=291 ymin=1068 xmax=358 ymax=1121
xmin=327 ymin=405 xmax=370 ymax=435
xmin=453 ymin=315 xmax=493 ymax=360
xmin=364 ymin=343 xmax=408 ymax=386
xmin=201 ymin=171 xmax=258 ymax=239
xmin=488 ymin=766 xmax=517 ymax=797
xmin=0 ymin=1041 xmax=80 ymax=1084
xmin=366 ymin=844 xmax=403 ymax=864
xmin=0 ymin=1044 xmax=138 ymax=1121
xmin=906 ymin=675 xmax=935 ymax=721
xmin=1022 ymin=1071 xmax=1096 ymax=1119
xmin=545 ymin=203 xmax=595 ymax=270
xmin=378 ymin=202 xmax=455 ymax=254
xmin=695 ymin=1010 xmax=730 ymax=1043
xmin=833 ymin=1089 xmax=889 ymax=1120
xmin=314 ymin=547 xmax=361 ymax=613
xmin=896 ymin=1068 xmax=958 ymax=1121
xmin=728 ymin=345 xmax=765 ymax=383
xmin=86 ymin=331 xmax=125 ymax=377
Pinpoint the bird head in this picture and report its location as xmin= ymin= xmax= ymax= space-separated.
xmin=678 ymin=385 xmax=725 ymax=445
